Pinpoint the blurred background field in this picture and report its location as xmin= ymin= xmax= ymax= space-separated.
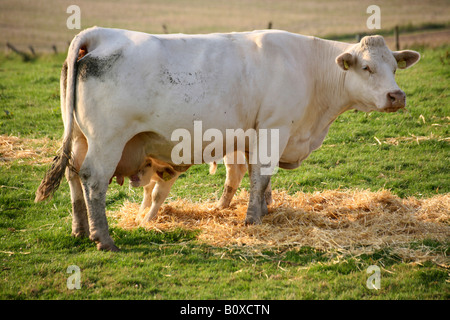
xmin=1 ymin=0 xmax=449 ymax=54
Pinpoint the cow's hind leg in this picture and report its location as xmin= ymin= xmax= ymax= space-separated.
xmin=79 ymin=139 xmax=125 ymax=252
xmin=68 ymin=172 xmax=89 ymax=237
xmin=67 ymin=131 xmax=90 ymax=237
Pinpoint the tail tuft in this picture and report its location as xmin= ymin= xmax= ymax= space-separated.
xmin=35 ymin=147 xmax=70 ymax=202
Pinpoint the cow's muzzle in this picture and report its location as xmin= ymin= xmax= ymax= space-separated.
xmin=383 ymin=90 xmax=406 ymax=112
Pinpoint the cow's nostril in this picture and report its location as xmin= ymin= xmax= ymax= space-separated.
xmin=387 ymin=90 xmax=405 ymax=105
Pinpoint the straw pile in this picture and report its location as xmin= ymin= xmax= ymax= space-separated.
xmin=0 ymin=134 xmax=57 ymax=165
xmin=112 ymin=189 xmax=449 ymax=265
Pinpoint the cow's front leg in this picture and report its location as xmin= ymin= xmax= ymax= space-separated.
xmin=245 ymin=162 xmax=271 ymax=225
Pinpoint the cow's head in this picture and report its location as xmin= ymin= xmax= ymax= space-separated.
xmin=336 ymin=35 xmax=420 ymax=112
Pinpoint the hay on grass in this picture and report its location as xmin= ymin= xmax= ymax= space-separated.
xmin=0 ymin=134 xmax=57 ymax=165
xmin=111 ymin=189 xmax=449 ymax=265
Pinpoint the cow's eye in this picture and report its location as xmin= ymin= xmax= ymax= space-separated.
xmin=362 ymin=65 xmax=373 ymax=73
xmin=393 ymin=69 xmax=396 ymax=75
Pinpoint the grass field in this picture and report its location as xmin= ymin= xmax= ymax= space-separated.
xmin=0 ymin=1 xmax=449 ymax=301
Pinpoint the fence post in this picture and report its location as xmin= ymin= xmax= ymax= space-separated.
xmin=28 ymin=45 xmax=36 ymax=56
xmin=6 ymin=42 xmax=32 ymax=61
xmin=394 ymin=25 xmax=400 ymax=50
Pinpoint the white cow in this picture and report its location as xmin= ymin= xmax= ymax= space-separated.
xmin=35 ymin=27 xmax=419 ymax=251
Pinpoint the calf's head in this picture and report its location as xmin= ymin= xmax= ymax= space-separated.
xmin=129 ymin=158 xmax=177 ymax=188
xmin=336 ymin=35 xmax=420 ymax=112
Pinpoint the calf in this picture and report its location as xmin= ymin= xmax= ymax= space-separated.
xmin=134 ymin=151 xmax=274 ymax=224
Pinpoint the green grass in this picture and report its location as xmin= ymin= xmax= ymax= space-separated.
xmin=0 ymin=44 xmax=449 ymax=300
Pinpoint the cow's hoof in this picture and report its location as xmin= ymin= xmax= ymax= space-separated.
xmin=244 ymin=214 xmax=262 ymax=225
xmin=141 ymin=212 xmax=157 ymax=225
xmin=216 ymin=200 xmax=231 ymax=210
xmin=96 ymin=242 xmax=120 ymax=252
xmin=261 ymin=204 xmax=269 ymax=217
xmin=71 ymin=230 xmax=89 ymax=238
xmin=139 ymin=220 xmax=153 ymax=228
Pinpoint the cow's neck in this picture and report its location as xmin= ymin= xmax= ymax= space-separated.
xmin=306 ymin=39 xmax=353 ymax=147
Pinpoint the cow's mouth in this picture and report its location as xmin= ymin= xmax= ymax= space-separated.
xmin=382 ymin=90 xmax=406 ymax=112
xmin=383 ymin=105 xmax=406 ymax=113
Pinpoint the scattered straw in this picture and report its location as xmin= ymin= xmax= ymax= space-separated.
xmin=111 ymin=189 xmax=449 ymax=265
xmin=382 ymin=134 xmax=450 ymax=146
xmin=0 ymin=134 xmax=58 ymax=165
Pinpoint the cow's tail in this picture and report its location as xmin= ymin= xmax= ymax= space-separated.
xmin=35 ymin=28 xmax=96 ymax=202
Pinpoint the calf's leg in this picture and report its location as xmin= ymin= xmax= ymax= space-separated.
xmin=138 ymin=180 xmax=156 ymax=216
xmin=217 ymin=152 xmax=247 ymax=209
xmin=218 ymin=151 xmax=273 ymax=209
xmin=140 ymin=174 xmax=180 ymax=224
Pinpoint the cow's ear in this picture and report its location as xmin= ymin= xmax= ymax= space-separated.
xmin=393 ymin=50 xmax=420 ymax=69
xmin=336 ymin=52 xmax=354 ymax=71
